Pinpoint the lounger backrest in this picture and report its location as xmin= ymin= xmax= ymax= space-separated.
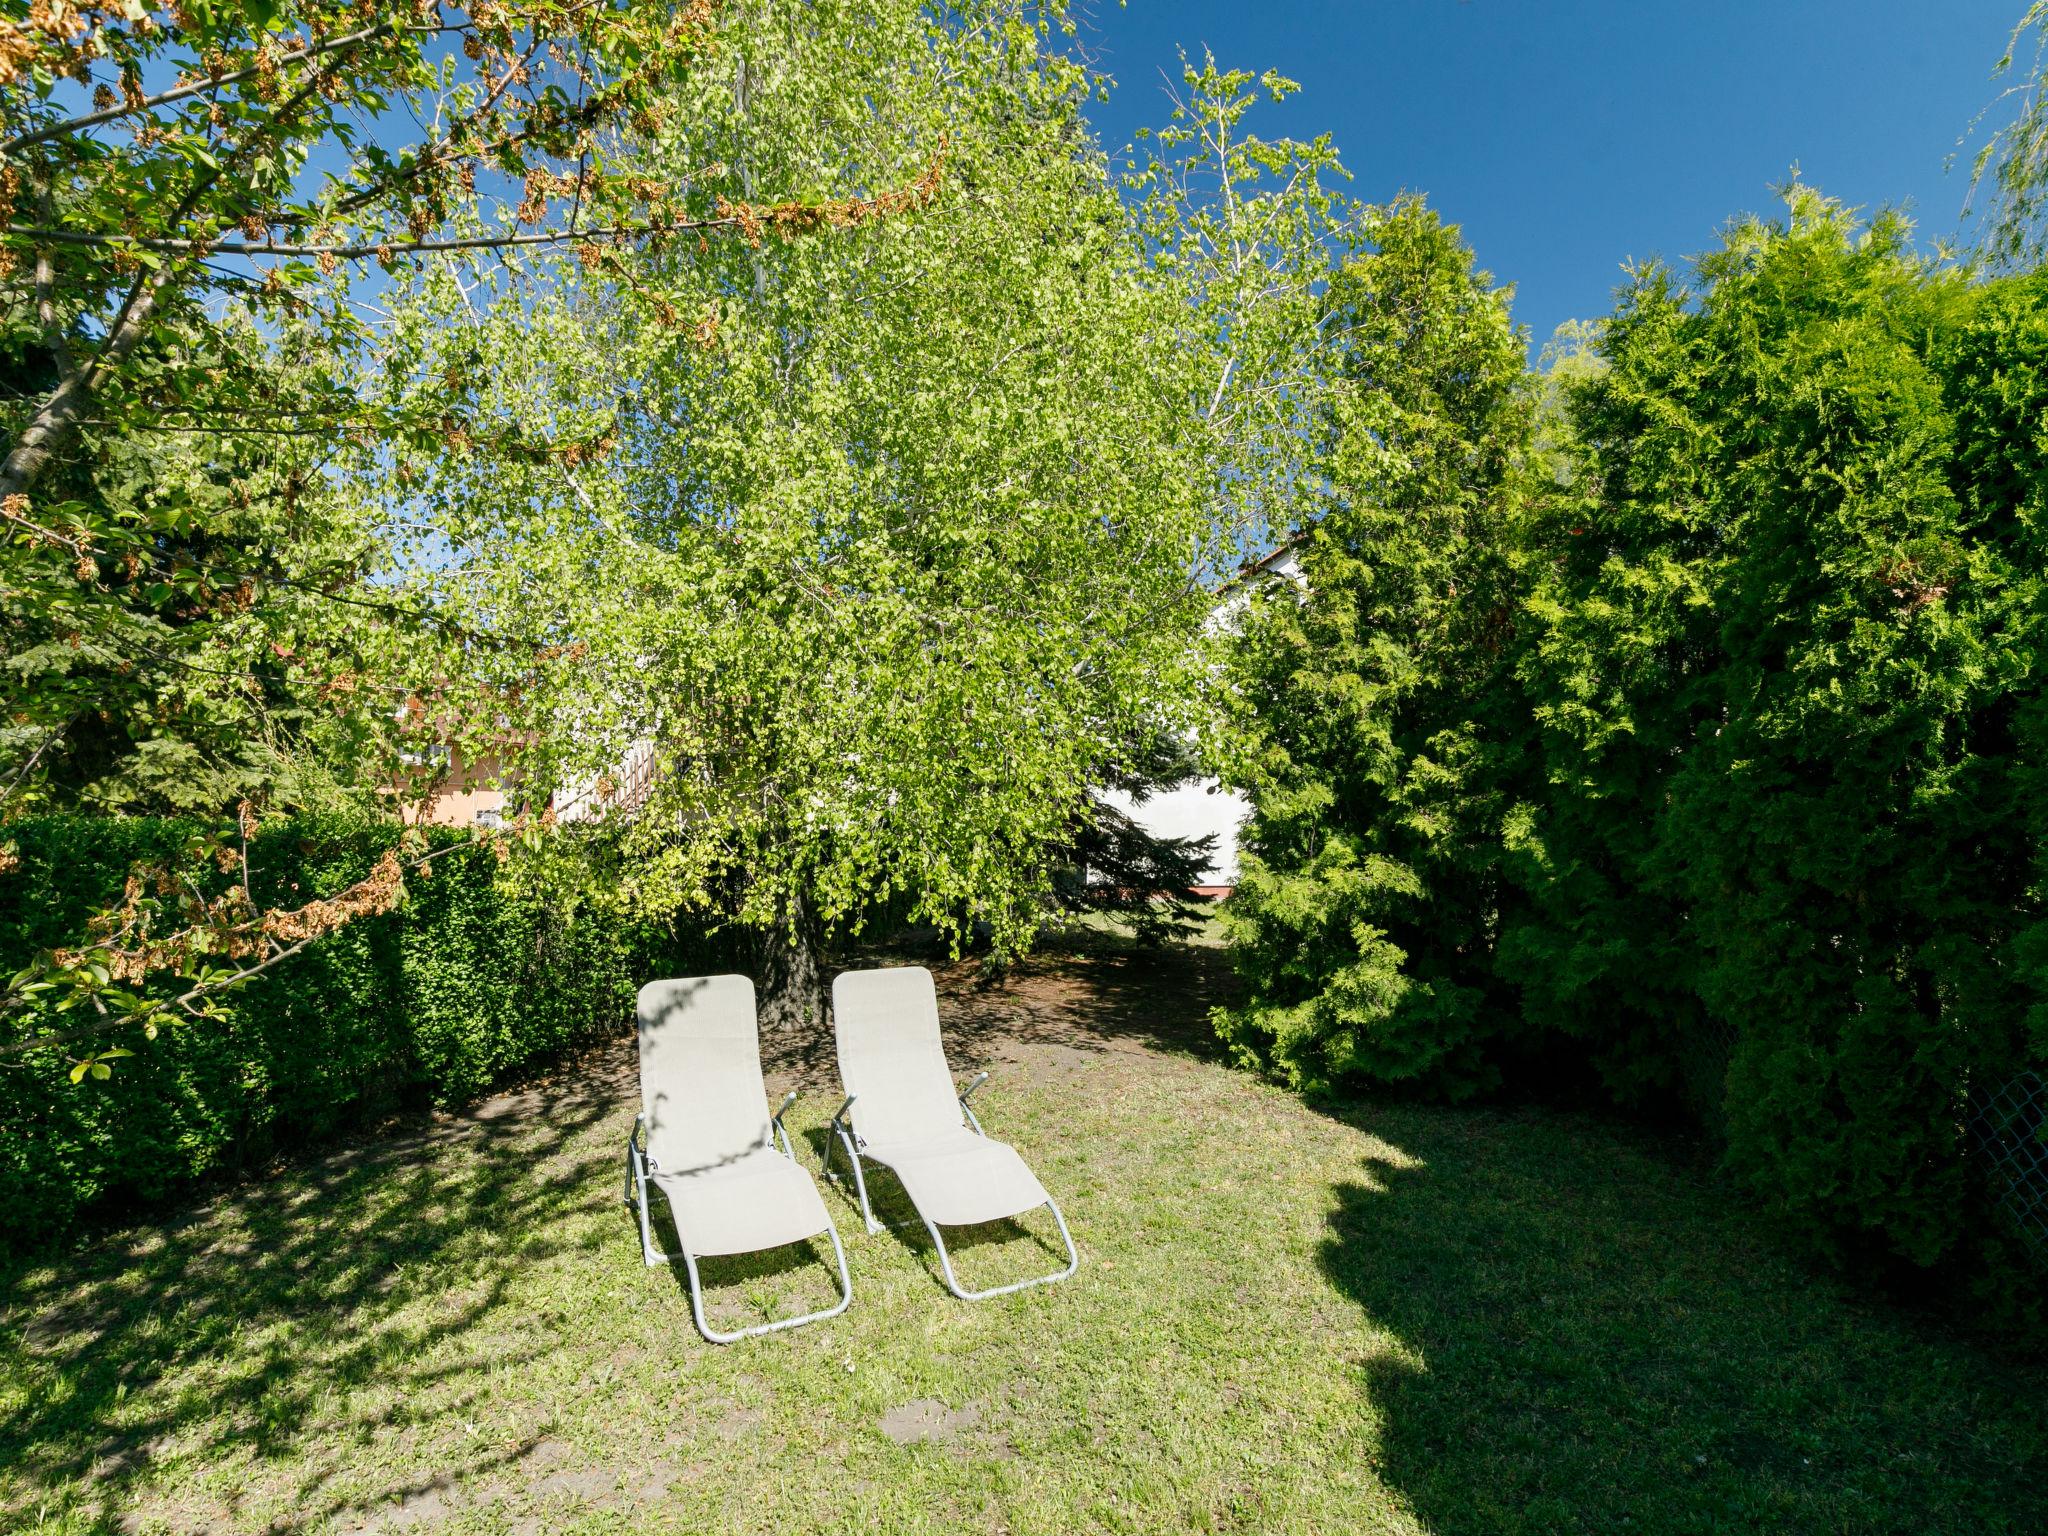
xmin=636 ymin=975 xmax=772 ymax=1175
xmin=832 ymin=966 xmax=964 ymax=1144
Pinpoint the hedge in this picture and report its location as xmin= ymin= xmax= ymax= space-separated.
xmin=0 ymin=816 xmax=705 ymax=1249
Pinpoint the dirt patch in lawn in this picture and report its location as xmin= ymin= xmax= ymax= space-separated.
xmin=877 ymin=1397 xmax=982 ymax=1445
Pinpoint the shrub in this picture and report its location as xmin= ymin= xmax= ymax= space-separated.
xmin=1213 ymin=199 xmax=1538 ymax=1096
xmin=1509 ymin=201 xmax=2046 ymax=1294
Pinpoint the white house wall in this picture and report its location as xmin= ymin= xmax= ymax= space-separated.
xmin=1096 ymin=542 xmax=1300 ymax=893
xmin=1098 ymin=778 xmax=1250 ymax=890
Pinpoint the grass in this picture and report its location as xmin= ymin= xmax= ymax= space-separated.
xmin=1 ymin=933 xmax=2043 ymax=1535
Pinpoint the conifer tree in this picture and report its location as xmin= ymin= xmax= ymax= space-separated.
xmin=1214 ymin=199 xmax=1535 ymax=1093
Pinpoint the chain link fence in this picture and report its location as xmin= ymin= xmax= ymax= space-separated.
xmin=1969 ymin=1069 xmax=2048 ymax=1259
xmin=1674 ymin=1016 xmax=1740 ymax=1143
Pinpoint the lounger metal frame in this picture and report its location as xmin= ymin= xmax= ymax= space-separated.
xmin=624 ymin=1092 xmax=854 ymax=1344
xmin=818 ymin=1074 xmax=1079 ymax=1301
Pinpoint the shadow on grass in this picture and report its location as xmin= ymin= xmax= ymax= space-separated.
xmin=0 ymin=932 xmax=1171 ymax=1530
xmin=48 ymin=931 xmax=2019 ymax=1533
xmin=0 ymin=1069 xmax=628 ymax=1534
xmin=1314 ymin=1102 xmax=2048 ymax=1536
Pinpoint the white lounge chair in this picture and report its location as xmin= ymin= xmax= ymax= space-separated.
xmin=625 ymin=975 xmax=853 ymax=1343
xmin=823 ymin=965 xmax=1078 ymax=1300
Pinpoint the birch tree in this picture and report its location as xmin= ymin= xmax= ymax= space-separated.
xmin=376 ymin=6 xmax=1361 ymax=1027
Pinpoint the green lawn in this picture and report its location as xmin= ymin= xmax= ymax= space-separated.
xmin=2 ymin=935 xmax=2043 ymax=1535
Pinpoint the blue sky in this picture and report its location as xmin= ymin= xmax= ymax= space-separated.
xmin=1077 ymin=0 xmax=2029 ymax=348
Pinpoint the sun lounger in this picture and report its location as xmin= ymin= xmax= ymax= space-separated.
xmin=626 ymin=974 xmax=852 ymax=1342
xmin=823 ymin=965 xmax=1077 ymax=1300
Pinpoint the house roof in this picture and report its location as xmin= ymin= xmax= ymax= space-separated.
xmin=1212 ymin=529 xmax=1310 ymax=597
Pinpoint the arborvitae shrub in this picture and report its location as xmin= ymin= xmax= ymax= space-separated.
xmin=1219 ymin=192 xmax=2048 ymax=1332
xmin=1214 ymin=199 xmax=1539 ymax=1098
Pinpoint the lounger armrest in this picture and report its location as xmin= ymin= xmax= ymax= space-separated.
xmin=826 ymin=1093 xmax=858 ymax=1143
xmin=772 ymin=1090 xmax=799 ymax=1158
xmin=958 ymin=1071 xmax=990 ymax=1134
xmin=627 ymin=1113 xmax=665 ymax=1174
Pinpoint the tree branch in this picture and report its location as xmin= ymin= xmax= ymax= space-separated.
xmin=4 ymin=216 xmax=744 ymax=258
xmin=0 ymin=265 xmax=168 ymax=500
xmin=0 ymin=838 xmax=485 ymax=1061
xmin=0 ymin=717 xmax=72 ymax=799
xmin=0 ymin=20 xmax=457 ymax=157
xmin=31 ymin=212 xmax=79 ymax=384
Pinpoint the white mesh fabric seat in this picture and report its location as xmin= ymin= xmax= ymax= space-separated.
xmin=824 ymin=966 xmax=1077 ymax=1300
xmin=852 ymin=1128 xmax=1050 ymax=1227
xmin=626 ymin=975 xmax=851 ymax=1342
xmin=654 ymin=1144 xmax=833 ymax=1257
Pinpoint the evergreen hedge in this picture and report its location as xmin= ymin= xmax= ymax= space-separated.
xmin=0 ymin=816 xmax=697 ymax=1249
xmin=1219 ymin=194 xmax=2048 ymax=1329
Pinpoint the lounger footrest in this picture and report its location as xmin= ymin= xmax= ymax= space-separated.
xmin=860 ymin=1130 xmax=1051 ymax=1227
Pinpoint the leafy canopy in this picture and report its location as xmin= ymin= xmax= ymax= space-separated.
xmin=360 ymin=6 xmax=1365 ymax=1006
xmin=0 ymin=0 xmax=895 ymax=1058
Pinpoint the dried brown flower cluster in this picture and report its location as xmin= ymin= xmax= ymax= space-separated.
xmin=55 ymin=846 xmax=408 ymax=993
xmin=713 ymin=149 xmax=946 ymax=246
xmin=2 ymin=493 xmax=96 ymax=560
xmin=0 ymin=3 xmax=88 ymax=89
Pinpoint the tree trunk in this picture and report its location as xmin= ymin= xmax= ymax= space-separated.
xmin=0 ymin=271 xmax=167 ymax=501
xmin=0 ymin=370 xmax=93 ymax=500
xmin=756 ymin=892 xmax=827 ymax=1039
